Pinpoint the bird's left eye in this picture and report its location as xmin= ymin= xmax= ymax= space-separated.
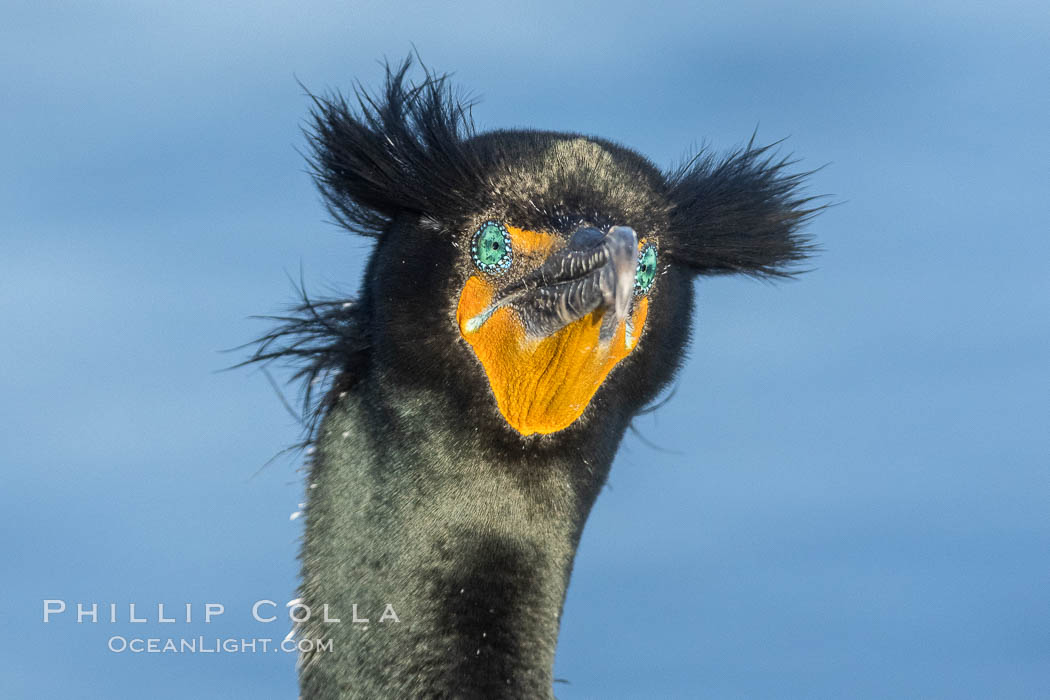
xmin=635 ymin=244 xmax=657 ymax=294
xmin=471 ymin=221 xmax=513 ymax=274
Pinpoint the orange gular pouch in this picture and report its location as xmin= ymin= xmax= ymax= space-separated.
xmin=455 ymin=228 xmax=649 ymax=436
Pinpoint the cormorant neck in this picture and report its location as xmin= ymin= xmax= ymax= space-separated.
xmin=297 ymin=373 xmax=622 ymax=699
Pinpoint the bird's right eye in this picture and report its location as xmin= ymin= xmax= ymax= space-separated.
xmin=471 ymin=221 xmax=513 ymax=274
xmin=634 ymin=243 xmax=657 ymax=294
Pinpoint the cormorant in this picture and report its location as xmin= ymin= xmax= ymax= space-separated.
xmin=246 ymin=58 xmax=818 ymax=699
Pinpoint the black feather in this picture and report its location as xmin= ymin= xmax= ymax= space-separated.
xmin=236 ymin=279 xmax=369 ymax=444
xmin=664 ymin=137 xmax=822 ymax=277
xmin=241 ymin=57 xmax=824 ymax=696
xmin=305 ymin=56 xmax=485 ymax=237
xmin=251 ymin=60 xmax=822 ymax=447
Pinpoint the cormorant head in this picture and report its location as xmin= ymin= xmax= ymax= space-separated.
xmin=296 ymin=59 xmax=816 ymax=442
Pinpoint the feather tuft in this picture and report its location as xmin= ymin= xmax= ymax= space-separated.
xmin=235 ymin=278 xmax=369 ymax=446
xmin=664 ymin=138 xmax=823 ymax=277
xmin=305 ymin=56 xmax=484 ymax=237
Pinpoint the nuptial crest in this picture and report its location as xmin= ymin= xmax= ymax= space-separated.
xmin=247 ymin=57 xmax=820 ymax=438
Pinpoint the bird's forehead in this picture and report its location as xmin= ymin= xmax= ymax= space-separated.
xmin=484 ymin=138 xmax=667 ymax=232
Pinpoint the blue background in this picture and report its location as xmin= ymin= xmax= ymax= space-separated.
xmin=4 ymin=1 xmax=1047 ymax=697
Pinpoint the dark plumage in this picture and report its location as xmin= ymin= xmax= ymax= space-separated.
xmin=245 ymin=57 xmax=819 ymax=699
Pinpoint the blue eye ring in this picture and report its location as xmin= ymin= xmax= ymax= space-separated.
xmin=471 ymin=220 xmax=513 ymax=273
xmin=635 ymin=243 xmax=657 ymax=295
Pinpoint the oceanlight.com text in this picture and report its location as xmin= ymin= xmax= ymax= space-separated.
xmin=107 ymin=636 xmax=333 ymax=654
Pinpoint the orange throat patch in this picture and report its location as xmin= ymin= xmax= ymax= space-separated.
xmin=456 ymin=228 xmax=649 ymax=436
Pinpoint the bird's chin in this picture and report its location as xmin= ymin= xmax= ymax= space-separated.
xmin=456 ymin=275 xmax=648 ymax=436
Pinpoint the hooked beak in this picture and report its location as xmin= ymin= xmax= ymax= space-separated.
xmin=456 ymin=223 xmax=651 ymax=436
xmin=466 ymin=226 xmax=640 ymax=346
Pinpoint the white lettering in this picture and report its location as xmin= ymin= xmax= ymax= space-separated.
xmin=253 ymin=600 xmax=277 ymax=623
xmin=43 ymin=599 xmax=66 ymax=622
xmin=77 ymin=603 xmax=97 ymax=623
xmin=288 ymin=603 xmax=311 ymax=623
xmin=379 ymin=604 xmax=400 ymax=623
xmin=205 ymin=603 xmax=224 ymax=623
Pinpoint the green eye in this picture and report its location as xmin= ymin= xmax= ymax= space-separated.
xmin=471 ymin=221 xmax=512 ymax=273
xmin=635 ymin=244 xmax=657 ymax=294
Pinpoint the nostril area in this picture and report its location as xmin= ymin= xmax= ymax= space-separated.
xmin=568 ymin=226 xmax=605 ymax=250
